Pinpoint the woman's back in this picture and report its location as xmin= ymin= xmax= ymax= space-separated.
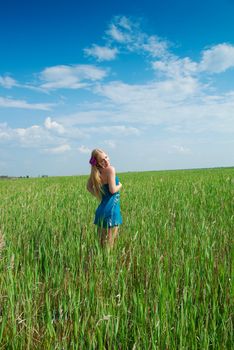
xmin=101 ymin=176 xmax=120 ymax=201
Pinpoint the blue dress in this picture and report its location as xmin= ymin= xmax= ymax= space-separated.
xmin=94 ymin=176 xmax=122 ymax=228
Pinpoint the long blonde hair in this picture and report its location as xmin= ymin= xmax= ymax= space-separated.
xmin=89 ymin=149 xmax=105 ymax=199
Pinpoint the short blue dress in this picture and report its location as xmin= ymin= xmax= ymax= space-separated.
xmin=94 ymin=176 xmax=122 ymax=228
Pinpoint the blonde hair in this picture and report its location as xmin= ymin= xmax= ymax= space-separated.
xmin=89 ymin=149 xmax=105 ymax=199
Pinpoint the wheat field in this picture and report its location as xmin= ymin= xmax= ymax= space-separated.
xmin=0 ymin=168 xmax=233 ymax=349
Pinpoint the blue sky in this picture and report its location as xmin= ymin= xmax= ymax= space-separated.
xmin=1 ymin=0 xmax=234 ymax=176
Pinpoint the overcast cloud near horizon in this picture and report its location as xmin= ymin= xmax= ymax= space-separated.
xmin=0 ymin=0 xmax=234 ymax=176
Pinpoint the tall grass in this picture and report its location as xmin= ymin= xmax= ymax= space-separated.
xmin=0 ymin=168 xmax=233 ymax=349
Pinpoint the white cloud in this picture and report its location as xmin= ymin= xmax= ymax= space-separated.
xmin=84 ymin=45 xmax=118 ymax=61
xmin=152 ymin=43 xmax=234 ymax=80
xmin=142 ymin=36 xmax=169 ymax=58
xmin=39 ymin=64 xmax=107 ymax=90
xmin=0 ymin=76 xmax=18 ymax=89
xmin=0 ymin=123 xmax=11 ymax=141
xmin=95 ymin=78 xmax=201 ymax=108
xmin=0 ymin=96 xmax=53 ymax=110
xmin=199 ymin=43 xmax=234 ymax=73
xmin=106 ymin=24 xmax=129 ymax=43
xmin=44 ymin=117 xmax=65 ymax=134
xmin=105 ymin=18 xmax=234 ymax=77
xmin=16 ymin=125 xmax=52 ymax=146
xmin=105 ymin=16 xmax=170 ymax=60
xmin=0 ymin=75 xmax=49 ymax=93
xmin=58 ymin=109 xmax=117 ymax=125
xmin=85 ymin=78 xmax=234 ymax=136
xmin=153 ymin=57 xmax=198 ymax=78
xmin=104 ymin=139 xmax=116 ymax=148
xmin=0 ymin=122 xmax=68 ymax=149
xmin=44 ymin=144 xmax=71 ymax=154
xmin=118 ymin=16 xmax=132 ymax=31
xmin=106 ymin=16 xmax=143 ymax=48
xmin=78 ymin=145 xmax=91 ymax=154
xmin=0 ymin=123 xmax=15 ymax=144
xmin=0 ymin=131 xmax=10 ymax=140
xmin=84 ymin=125 xmax=141 ymax=136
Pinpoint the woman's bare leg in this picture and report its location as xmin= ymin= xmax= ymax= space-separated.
xmin=98 ymin=226 xmax=119 ymax=249
xmin=113 ymin=226 xmax=119 ymax=245
xmin=97 ymin=228 xmax=108 ymax=247
xmin=107 ymin=226 xmax=119 ymax=248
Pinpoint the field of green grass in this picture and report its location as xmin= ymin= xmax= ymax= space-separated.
xmin=0 ymin=168 xmax=233 ymax=349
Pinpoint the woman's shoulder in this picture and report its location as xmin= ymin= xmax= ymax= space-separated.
xmin=105 ymin=165 xmax=116 ymax=175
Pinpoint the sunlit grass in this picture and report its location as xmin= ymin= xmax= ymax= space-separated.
xmin=0 ymin=168 xmax=233 ymax=349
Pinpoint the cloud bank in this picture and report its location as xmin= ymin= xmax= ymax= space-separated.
xmin=1 ymin=15 xmax=234 ymax=175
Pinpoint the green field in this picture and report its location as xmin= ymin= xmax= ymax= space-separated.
xmin=0 ymin=168 xmax=233 ymax=349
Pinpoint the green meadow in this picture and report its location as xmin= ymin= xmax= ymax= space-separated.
xmin=0 ymin=168 xmax=233 ymax=349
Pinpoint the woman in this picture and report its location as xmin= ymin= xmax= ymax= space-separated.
xmin=87 ymin=149 xmax=122 ymax=248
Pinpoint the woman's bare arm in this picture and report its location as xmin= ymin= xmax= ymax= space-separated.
xmin=107 ymin=166 xmax=122 ymax=194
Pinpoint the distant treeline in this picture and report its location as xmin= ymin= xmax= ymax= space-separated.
xmin=0 ymin=175 xmax=49 ymax=180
